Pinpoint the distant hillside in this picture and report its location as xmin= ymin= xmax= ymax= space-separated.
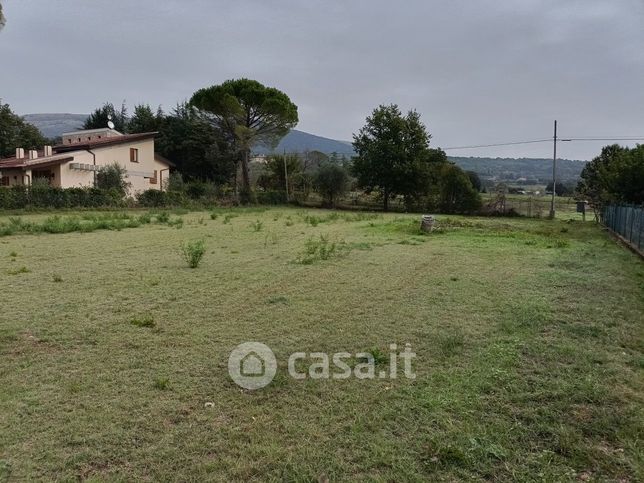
xmin=23 ymin=113 xmax=88 ymax=138
xmin=254 ymin=130 xmax=354 ymax=156
xmin=449 ymin=156 xmax=587 ymax=184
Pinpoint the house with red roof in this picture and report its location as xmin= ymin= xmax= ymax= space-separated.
xmin=0 ymin=128 xmax=173 ymax=193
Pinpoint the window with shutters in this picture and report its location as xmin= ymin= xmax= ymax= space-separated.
xmin=150 ymin=170 xmax=158 ymax=184
xmin=130 ymin=148 xmax=139 ymax=163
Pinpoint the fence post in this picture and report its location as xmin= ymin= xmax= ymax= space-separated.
xmin=637 ymin=208 xmax=644 ymax=250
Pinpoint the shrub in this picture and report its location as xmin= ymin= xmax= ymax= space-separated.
xmin=168 ymin=217 xmax=184 ymax=228
xmin=255 ymin=190 xmax=287 ymax=205
xmin=314 ymin=164 xmax=350 ymax=207
xmin=436 ymin=164 xmax=482 ymax=214
xmin=137 ymin=189 xmax=169 ymax=207
xmin=181 ymin=239 xmax=206 ymax=268
xmin=95 ymin=163 xmax=131 ymax=197
xmin=156 ymin=212 xmax=170 ymax=223
xmin=251 ymin=220 xmax=263 ymax=232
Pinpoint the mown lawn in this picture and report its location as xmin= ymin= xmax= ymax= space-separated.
xmin=0 ymin=208 xmax=642 ymax=481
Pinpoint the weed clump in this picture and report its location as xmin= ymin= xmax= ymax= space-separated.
xmin=153 ymin=377 xmax=170 ymax=390
xmin=222 ymin=213 xmax=238 ymax=224
xmin=0 ymin=212 xmax=175 ymax=237
xmin=267 ymin=295 xmax=289 ymax=304
xmin=130 ymin=316 xmax=156 ymax=328
xmin=297 ymin=234 xmax=345 ymax=264
xmin=181 ymin=239 xmax=206 ymax=268
xmin=7 ymin=266 xmax=30 ymax=275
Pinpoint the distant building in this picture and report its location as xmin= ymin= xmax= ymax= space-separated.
xmin=250 ymin=154 xmax=269 ymax=164
xmin=0 ymin=128 xmax=173 ymax=192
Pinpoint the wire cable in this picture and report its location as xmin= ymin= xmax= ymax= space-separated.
xmin=443 ymin=139 xmax=551 ymax=150
xmin=442 ymin=137 xmax=644 ymax=150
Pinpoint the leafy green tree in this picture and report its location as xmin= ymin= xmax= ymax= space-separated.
xmin=84 ymin=102 xmax=128 ymax=132
xmin=314 ymin=163 xmax=350 ymax=207
xmin=95 ymin=162 xmax=130 ymax=196
xmin=259 ymin=154 xmax=302 ymax=191
xmin=466 ymin=171 xmax=482 ymax=192
xmin=577 ymin=144 xmax=644 ymax=208
xmin=128 ymin=104 xmax=164 ymax=133
xmin=436 ymin=164 xmax=482 ymax=213
xmin=546 ymin=181 xmax=574 ymax=196
xmin=302 ymin=150 xmax=329 ymax=172
xmin=0 ymin=101 xmax=48 ymax=157
xmin=156 ymin=103 xmax=236 ymax=184
xmin=352 ymin=104 xmax=436 ymax=211
xmin=189 ymin=79 xmax=298 ymax=202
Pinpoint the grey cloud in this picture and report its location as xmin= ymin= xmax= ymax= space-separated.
xmin=0 ymin=0 xmax=642 ymax=159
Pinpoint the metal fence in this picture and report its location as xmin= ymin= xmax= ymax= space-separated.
xmin=602 ymin=204 xmax=644 ymax=254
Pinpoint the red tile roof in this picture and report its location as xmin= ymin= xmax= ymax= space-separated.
xmin=0 ymin=154 xmax=74 ymax=169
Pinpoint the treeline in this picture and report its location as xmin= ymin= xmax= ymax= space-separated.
xmin=82 ymin=95 xmax=484 ymax=213
xmin=83 ymin=102 xmax=238 ymax=186
xmin=0 ymin=101 xmax=50 ymax=157
xmin=3 ymin=79 xmax=491 ymax=214
xmin=576 ymin=144 xmax=643 ymax=210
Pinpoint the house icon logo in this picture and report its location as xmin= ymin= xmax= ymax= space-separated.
xmin=228 ymin=342 xmax=277 ymax=390
xmin=240 ymin=351 xmax=265 ymax=376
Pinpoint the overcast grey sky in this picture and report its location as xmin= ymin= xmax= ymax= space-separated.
xmin=1 ymin=0 xmax=643 ymax=159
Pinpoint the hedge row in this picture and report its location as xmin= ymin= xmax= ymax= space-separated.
xmin=0 ymin=186 xmax=124 ymax=209
xmin=0 ymin=185 xmax=290 ymax=209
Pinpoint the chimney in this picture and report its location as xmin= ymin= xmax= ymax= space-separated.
xmin=43 ymin=145 xmax=53 ymax=157
xmin=28 ymin=150 xmax=38 ymax=160
xmin=15 ymin=148 xmax=25 ymax=159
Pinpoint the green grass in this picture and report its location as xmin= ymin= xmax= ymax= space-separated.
xmin=0 ymin=207 xmax=642 ymax=481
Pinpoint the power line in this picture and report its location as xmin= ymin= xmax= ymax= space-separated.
xmin=443 ymin=139 xmax=551 ymax=150
xmin=443 ymin=136 xmax=644 ymax=150
xmin=565 ymin=137 xmax=644 ymax=142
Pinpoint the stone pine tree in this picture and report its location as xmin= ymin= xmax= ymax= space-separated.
xmin=189 ymin=79 xmax=298 ymax=202
xmin=352 ymin=104 xmax=435 ymax=211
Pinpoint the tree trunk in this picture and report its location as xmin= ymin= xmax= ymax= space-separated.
xmin=383 ymin=188 xmax=389 ymax=212
xmin=239 ymin=149 xmax=253 ymax=203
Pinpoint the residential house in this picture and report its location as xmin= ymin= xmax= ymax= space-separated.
xmin=0 ymin=128 xmax=173 ymax=192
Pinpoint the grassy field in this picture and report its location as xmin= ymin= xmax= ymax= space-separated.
xmin=0 ymin=208 xmax=642 ymax=481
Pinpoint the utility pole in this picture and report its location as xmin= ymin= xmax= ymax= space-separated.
xmin=283 ymin=151 xmax=289 ymax=202
xmin=550 ymin=120 xmax=557 ymax=219
xmin=549 ymin=121 xmax=571 ymax=219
